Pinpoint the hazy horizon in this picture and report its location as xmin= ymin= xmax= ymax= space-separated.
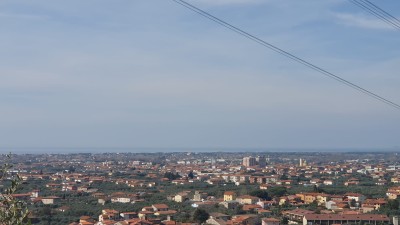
xmin=1 ymin=146 xmax=400 ymax=154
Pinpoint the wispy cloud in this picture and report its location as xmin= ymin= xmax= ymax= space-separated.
xmin=335 ymin=13 xmax=394 ymax=30
xmin=0 ymin=11 xmax=48 ymax=20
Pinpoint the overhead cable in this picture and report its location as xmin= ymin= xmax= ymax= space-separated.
xmin=349 ymin=0 xmax=400 ymax=30
xmin=171 ymin=0 xmax=400 ymax=110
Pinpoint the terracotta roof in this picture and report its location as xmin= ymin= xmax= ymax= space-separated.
xmin=304 ymin=214 xmax=389 ymax=221
xmin=262 ymin=218 xmax=280 ymax=222
xmin=153 ymin=204 xmax=169 ymax=209
xmin=282 ymin=209 xmax=314 ymax=216
xmin=243 ymin=204 xmax=262 ymax=211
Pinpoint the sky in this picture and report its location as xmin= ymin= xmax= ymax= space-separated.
xmin=0 ymin=0 xmax=399 ymax=151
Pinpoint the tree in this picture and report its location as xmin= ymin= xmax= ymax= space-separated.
xmin=350 ymin=199 xmax=357 ymax=208
xmin=188 ymin=171 xmax=194 ymax=179
xmin=268 ymin=186 xmax=287 ymax=197
xmin=250 ymin=190 xmax=271 ymax=200
xmin=0 ymin=154 xmax=30 ymax=225
xmin=280 ymin=174 xmax=288 ymax=180
xmin=386 ymin=199 xmax=399 ymax=210
xmin=193 ymin=208 xmax=209 ymax=224
xmin=164 ymin=172 xmax=181 ymax=181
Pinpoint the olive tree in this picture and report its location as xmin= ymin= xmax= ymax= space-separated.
xmin=0 ymin=154 xmax=30 ymax=225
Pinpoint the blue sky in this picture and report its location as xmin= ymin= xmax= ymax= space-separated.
xmin=0 ymin=0 xmax=399 ymax=150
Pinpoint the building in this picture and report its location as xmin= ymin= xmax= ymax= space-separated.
xmin=206 ymin=212 xmax=231 ymax=225
xmin=282 ymin=209 xmax=314 ymax=223
xmin=236 ymin=195 xmax=259 ymax=205
xmin=243 ymin=157 xmax=256 ymax=167
xmin=193 ymin=191 xmax=207 ymax=201
xmin=174 ymin=192 xmax=189 ymax=203
xmin=262 ymin=218 xmax=280 ymax=225
xmin=219 ymin=201 xmax=239 ymax=210
xmin=41 ymin=196 xmax=60 ymax=205
xmin=224 ymin=191 xmax=237 ymax=201
xmin=303 ymin=214 xmax=390 ymax=225
xmin=257 ymin=156 xmax=266 ymax=168
xmin=152 ymin=204 xmax=169 ymax=212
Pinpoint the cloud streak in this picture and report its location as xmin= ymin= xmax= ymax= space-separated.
xmin=335 ymin=13 xmax=395 ymax=30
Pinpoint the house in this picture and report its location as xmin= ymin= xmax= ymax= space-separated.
xmin=41 ymin=196 xmax=61 ymax=205
xmin=282 ymin=209 xmax=314 ymax=222
xmin=257 ymin=200 xmax=275 ymax=209
xmin=325 ymin=201 xmax=337 ymax=210
xmin=330 ymin=195 xmax=344 ymax=201
xmin=228 ymin=215 xmax=259 ymax=225
xmin=258 ymin=209 xmax=272 ymax=217
xmin=206 ymin=213 xmax=231 ymax=225
xmin=262 ymin=218 xmax=280 ymax=225
xmin=100 ymin=209 xmax=119 ymax=221
xmin=154 ymin=210 xmax=177 ymax=217
xmin=375 ymin=179 xmax=387 ymax=186
xmin=193 ymin=191 xmax=207 ymax=201
xmin=316 ymin=193 xmax=330 ymax=205
xmin=362 ymin=204 xmax=376 ymax=213
xmin=138 ymin=211 xmax=155 ymax=220
xmin=11 ymin=193 xmax=31 ymax=202
xmin=79 ymin=215 xmax=96 ymax=224
xmin=303 ymin=214 xmax=390 ymax=225
xmin=120 ymin=212 xmax=137 ymax=220
xmin=346 ymin=193 xmax=366 ymax=203
xmin=120 ymin=218 xmax=155 ymax=225
xmin=391 ymin=177 xmax=400 ymax=183
xmin=386 ymin=191 xmax=400 ymax=200
xmin=296 ymin=193 xmax=318 ymax=204
xmin=30 ymin=190 xmax=40 ymax=198
xmin=152 ymin=204 xmax=169 ymax=212
xmin=174 ymin=192 xmax=189 ymax=203
xmin=236 ymin=195 xmax=259 ymax=205
xmin=362 ymin=198 xmax=387 ymax=210
xmin=111 ymin=196 xmax=132 ymax=203
xmin=259 ymin=184 xmax=271 ymax=190
xmin=219 ymin=201 xmax=239 ymax=210
xmin=57 ymin=206 xmax=70 ymax=212
xmin=344 ymin=178 xmax=360 ymax=186
xmin=224 ymin=191 xmax=237 ymax=201
xmin=242 ymin=204 xmax=262 ymax=212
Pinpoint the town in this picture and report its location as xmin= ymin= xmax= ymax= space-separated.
xmin=1 ymin=151 xmax=400 ymax=225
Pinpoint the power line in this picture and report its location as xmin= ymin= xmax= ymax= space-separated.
xmin=348 ymin=0 xmax=400 ymax=30
xmin=171 ymin=0 xmax=400 ymax=110
xmin=361 ymin=0 xmax=400 ymax=25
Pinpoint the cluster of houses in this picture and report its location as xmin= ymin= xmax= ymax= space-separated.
xmin=4 ymin=153 xmax=400 ymax=225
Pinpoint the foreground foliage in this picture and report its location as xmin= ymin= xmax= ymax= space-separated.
xmin=0 ymin=154 xmax=30 ymax=225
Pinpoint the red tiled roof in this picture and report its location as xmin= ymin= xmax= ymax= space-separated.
xmin=304 ymin=214 xmax=389 ymax=221
xmin=262 ymin=218 xmax=280 ymax=222
xmin=153 ymin=204 xmax=169 ymax=209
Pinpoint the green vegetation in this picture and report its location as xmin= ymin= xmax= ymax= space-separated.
xmin=250 ymin=190 xmax=271 ymax=200
xmin=193 ymin=208 xmax=209 ymax=223
xmin=0 ymin=154 xmax=30 ymax=225
xmin=164 ymin=172 xmax=181 ymax=181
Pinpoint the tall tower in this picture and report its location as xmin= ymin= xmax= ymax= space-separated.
xmin=299 ymin=158 xmax=303 ymax=167
xmin=243 ymin=157 xmax=256 ymax=167
xmin=257 ymin=156 xmax=266 ymax=168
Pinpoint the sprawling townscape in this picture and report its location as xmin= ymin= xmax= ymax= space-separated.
xmin=1 ymin=151 xmax=400 ymax=225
